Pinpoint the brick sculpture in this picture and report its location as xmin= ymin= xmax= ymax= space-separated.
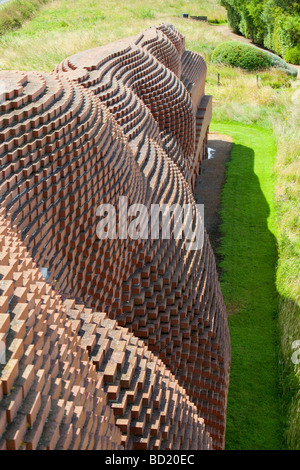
xmin=0 ymin=24 xmax=230 ymax=450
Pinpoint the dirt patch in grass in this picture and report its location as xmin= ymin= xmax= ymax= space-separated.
xmin=194 ymin=132 xmax=232 ymax=270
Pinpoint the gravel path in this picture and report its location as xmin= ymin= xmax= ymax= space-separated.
xmin=194 ymin=132 xmax=233 ymax=270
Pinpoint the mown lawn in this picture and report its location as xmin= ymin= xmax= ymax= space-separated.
xmin=211 ymin=121 xmax=285 ymax=449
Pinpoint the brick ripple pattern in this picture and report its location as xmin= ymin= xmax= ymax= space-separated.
xmin=0 ymin=24 xmax=230 ymax=450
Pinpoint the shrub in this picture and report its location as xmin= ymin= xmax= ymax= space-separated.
xmin=274 ymin=14 xmax=300 ymax=58
xmin=136 ymin=7 xmax=155 ymax=19
xmin=221 ymin=1 xmax=241 ymax=33
xmin=0 ymin=0 xmax=48 ymax=36
xmin=220 ymin=1 xmax=300 ymax=65
xmin=211 ymin=41 xmax=271 ymax=71
xmin=284 ymin=46 xmax=300 ymax=66
xmin=211 ymin=41 xmax=298 ymax=76
xmin=263 ymin=49 xmax=298 ymax=76
xmin=259 ymin=71 xmax=291 ymax=89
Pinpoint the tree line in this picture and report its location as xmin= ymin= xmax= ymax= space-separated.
xmin=219 ymin=0 xmax=300 ymax=64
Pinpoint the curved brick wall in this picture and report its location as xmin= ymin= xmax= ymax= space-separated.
xmin=181 ymin=50 xmax=208 ymax=115
xmin=54 ymin=26 xmax=195 ymax=178
xmin=0 ymin=24 xmax=230 ymax=450
xmin=135 ymin=27 xmax=182 ymax=78
xmin=0 ymin=213 xmax=211 ymax=450
xmin=0 ymin=211 xmax=123 ymax=450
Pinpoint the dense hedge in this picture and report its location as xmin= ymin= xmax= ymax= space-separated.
xmin=211 ymin=41 xmax=272 ymax=70
xmin=283 ymin=46 xmax=300 ymax=66
xmin=263 ymin=48 xmax=298 ymax=76
xmin=219 ymin=0 xmax=300 ymax=65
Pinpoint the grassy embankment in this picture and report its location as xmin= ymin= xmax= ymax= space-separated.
xmin=0 ymin=0 xmax=226 ymax=70
xmin=0 ymin=0 xmax=298 ymax=450
xmin=0 ymin=0 xmax=50 ymax=35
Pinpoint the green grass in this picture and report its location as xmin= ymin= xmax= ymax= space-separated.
xmin=208 ymin=66 xmax=300 ymax=448
xmin=211 ymin=121 xmax=284 ymax=449
xmin=0 ymin=0 xmax=50 ymax=35
xmin=0 ymin=0 xmax=227 ymax=70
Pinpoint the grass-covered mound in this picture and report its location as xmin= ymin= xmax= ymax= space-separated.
xmin=212 ymin=41 xmax=298 ymax=75
xmin=0 ymin=0 xmax=49 ymax=36
xmin=211 ymin=41 xmax=272 ymax=70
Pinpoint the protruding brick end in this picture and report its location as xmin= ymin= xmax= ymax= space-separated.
xmin=0 ymin=23 xmax=230 ymax=450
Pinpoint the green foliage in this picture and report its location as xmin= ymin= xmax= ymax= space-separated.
xmin=283 ymin=46 xmax=300 ymax=65
xmin=219 ymin=0 xmax=300 ymax=64
xmin=274 ymin=14 xmax=300 ymax=56
xmin=211 ymin=41 xmax=272 ymax=70
xmin=211 ymin=38 xmax=297 ymax=75
xmin=222 ymin=2 xmax=241 ymax=32
xmin=0 ymin=0 xmax=48 ymax=36
xmin=263 ymin=48 xmax=298 ymax=75
xmin=208 ymin=18 xmax=228 ymax=24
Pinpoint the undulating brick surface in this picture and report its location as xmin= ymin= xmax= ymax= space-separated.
xmin=0 ymin=211 xmax=212 ymax=449
xmin=0 ymin=212 xmax=123 ymax=450
xmin=0 ymin=24 xmax=230 ymax=450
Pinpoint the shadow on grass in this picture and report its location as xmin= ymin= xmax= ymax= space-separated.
xmin=213 ymin=142 xmax=285 ymax=450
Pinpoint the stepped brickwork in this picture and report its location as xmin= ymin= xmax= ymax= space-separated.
xmin=0 ymin=24 xmax=230 ymax=450
xmin=0 ymin=212 xmax=211 ymax=450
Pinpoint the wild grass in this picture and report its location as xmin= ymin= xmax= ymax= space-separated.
xmin=0 ymin=0 xmax=227 ymax=71
xmin=272 ymin=94 xmax=300 ymax=449
xmin=0 ymin=0 xmax=49 ymax=36
xmin=206 ymin=64 xmax=293 ymax=128
xmin=207 ymin=62 xmax=300 ymax=450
